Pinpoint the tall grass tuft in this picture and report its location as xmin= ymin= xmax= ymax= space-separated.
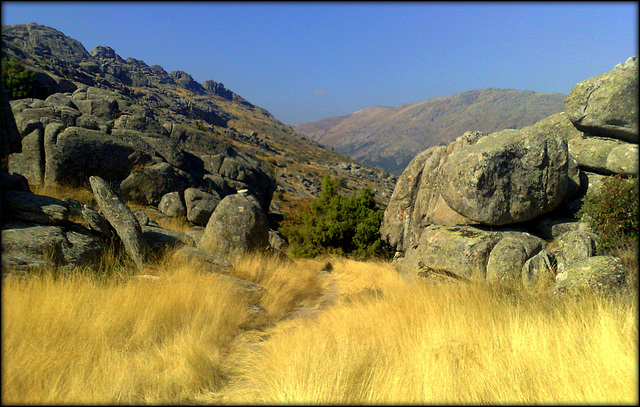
xmin=2 ymin=253 xmax=252 ymax=404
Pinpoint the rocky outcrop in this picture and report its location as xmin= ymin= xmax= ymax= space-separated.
xmin=3 ymin=190 xmax=69 ymax=225
xmin=119 ymin=162 xmax=191 ymax=206
xmin=1 ymin=172 xmax=105 ymax=272
xmin=554 ymin=256 xmax=627 ymax=294
xmin=2 ymin=221 xmax=103 ymax=271
xmin=383 ymin=57 xmax=638 ymax=293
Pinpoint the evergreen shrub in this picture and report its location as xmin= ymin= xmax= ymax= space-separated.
xmin=577 ymin=174 xmax=638 ymax=251
xmin=1 ymin=57 xmax=47 ymax=100
xmin=280 ymin=174 xmax=392 ymax=260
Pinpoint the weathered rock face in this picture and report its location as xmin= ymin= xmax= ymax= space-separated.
xmin=379 ymin=145 xmax=448 ymax=252
xmin=1 ymin=86 xmax=22 ymax=164
xmin=2 ymin=190 xmax=69 ymax=225
xmin=7 ymin=127 xmax=45 ymax=186
xmin=2 ymin=221 xmax=104 ymax=271
xmin=568 ymin=136 xmax=638 ymax=176
xmin=44 ymin=126 xmax=140 ymax=187
xmin=158 ymin=191 xmax=186 ymax=217
xmin=565 ymin=56 xmax=638 ymax=143
xmin=383 ymin=57 xmax=637 ymax=291
xmin=198 ymin=192 xmax=270 ymax=260
xmin=184 ymin=187 xmax=220 ymax=226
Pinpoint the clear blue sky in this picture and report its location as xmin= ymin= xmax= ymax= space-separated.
xmin=2 ymin=2 xmax=638 ymax=125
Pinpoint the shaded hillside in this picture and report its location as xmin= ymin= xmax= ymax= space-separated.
xmin=1 ymin=23 xmax=396 ymax=213
xmin=294 ymin=89 xmax=567 ymax=174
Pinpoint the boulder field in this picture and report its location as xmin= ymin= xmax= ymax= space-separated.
xmin=2 ymin=56 xmax=637 ymax=297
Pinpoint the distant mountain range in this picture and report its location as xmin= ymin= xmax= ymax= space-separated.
xmin=293 ymin=89 xmax=567 ymax=174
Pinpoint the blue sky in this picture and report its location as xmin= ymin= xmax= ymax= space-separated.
xmin=2 ymin=2 xmax=638 ymax=125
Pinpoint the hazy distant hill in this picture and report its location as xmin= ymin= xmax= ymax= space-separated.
xmin=293 ymin=89 xmax=567 ymax=174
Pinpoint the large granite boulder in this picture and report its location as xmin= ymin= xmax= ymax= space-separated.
xmin=565 ymin=56 xmax=638 ymax=143
xmin=197 ymin=192 xmax=270 ymax=260
xmin=7 ymin=127 xmax=45 ymax=186
xmin=380 ymin=145 xmax=450 ymax=252
xmin=568 ymin=136 xmax=638 ymax=176
xmin=184 ymin=187 xmax=220 ymax=226
xmin=401 ymin=225 xmax=502 ymax=280
xmin=44 ymin=126 xmax=141 ymax=187
xmin=485 ymin=233 xmax=544 ymax=284
xmin=553 ymin=230 xmax=598 ymax=273
xmin=439 ymin=124 xmax=573 ymax=226
xmin=158 ymin=191 xmax=186 ymax=217
xmin=2 ymin=190 xmax=69 ymax=225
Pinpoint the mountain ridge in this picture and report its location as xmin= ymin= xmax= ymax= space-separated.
xmin=294 ymin=88 xmax=567 ymax=174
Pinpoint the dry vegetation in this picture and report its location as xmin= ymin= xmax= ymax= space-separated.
xmin=4 ymin=183 xmax=637 ymax=404
xmin=3 ymin=248 xmax=637 ymax=405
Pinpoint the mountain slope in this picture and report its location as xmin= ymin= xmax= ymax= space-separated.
xmin=294 ymin=89 xmax=567 ymax=174
xmin=2 ymin=23 xmax=397 ymax=212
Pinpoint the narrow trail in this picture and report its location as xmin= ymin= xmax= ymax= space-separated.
xmin=286 ymin=269 xmax=341 ymax=321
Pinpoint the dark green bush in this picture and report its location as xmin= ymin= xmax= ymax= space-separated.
xmin=1 ymin=57 xmax=46 ymax=100
xmin=280 ymin=174 xmax=392 ymax=260
xmin=576 ymin=174 xmax=638 ymax=251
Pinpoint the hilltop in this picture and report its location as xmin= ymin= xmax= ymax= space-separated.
xmin=294 ymin=89 xmax=566 ymax=174
xmin=1 ymin=23 xmax=397 ymax=212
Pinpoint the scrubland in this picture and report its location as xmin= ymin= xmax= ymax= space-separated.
xmin=2 ymin=248 xmax=637 ymax=405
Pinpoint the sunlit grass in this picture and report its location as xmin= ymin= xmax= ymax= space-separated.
xmin=3 ymin=251 xmax=637 ymax=405
xmin=31 ymin=182 xmax=96 ymax=207
xmin=216 ymin=268 xmax=638 ymax=404
xmin=1 ymin=254 xmax=251 ymax=404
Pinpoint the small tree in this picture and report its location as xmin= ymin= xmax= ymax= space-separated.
xmin=1 ymin=57 xmax=44 ymax=100
xmin=280 ymin=174 xmax=392 ymax=260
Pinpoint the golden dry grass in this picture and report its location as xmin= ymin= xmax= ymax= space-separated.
xmin=211 ymin=258 xmax=638 ymax=404
xmin=3 ymin=252 xmax=637 ymax=405
xmin=31 ymin=182 xmax=95 ymax=204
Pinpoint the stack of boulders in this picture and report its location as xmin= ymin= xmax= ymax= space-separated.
xmin=380 ymin=56 xmax=638 ymax=294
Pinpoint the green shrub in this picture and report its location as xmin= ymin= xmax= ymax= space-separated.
xmin=576 ymin=174 xmax=638 ymax=251
xmin=280 ymin=174 xmax=392 ymax=260
xmin=1 ymin=57 xmax=47 ymax=100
